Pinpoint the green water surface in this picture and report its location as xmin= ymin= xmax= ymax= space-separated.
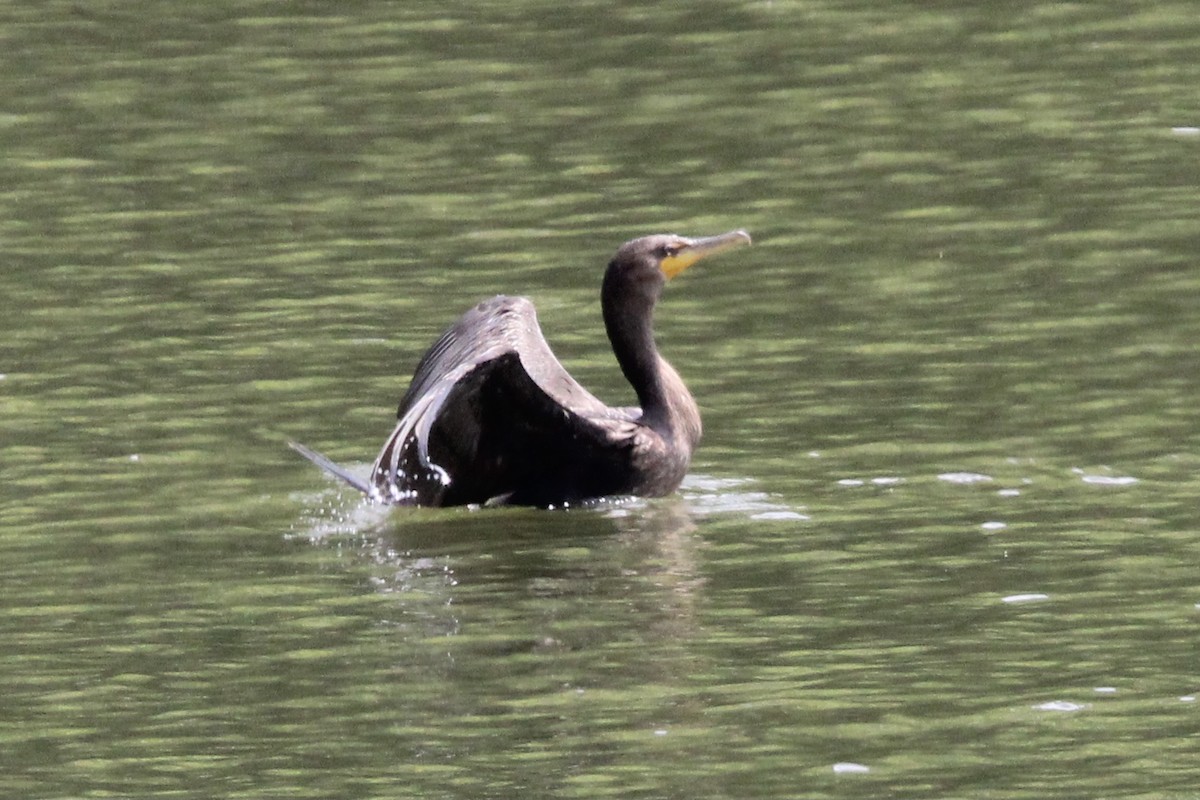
xmin=3 ymin=2 xmax=1199 ymax=798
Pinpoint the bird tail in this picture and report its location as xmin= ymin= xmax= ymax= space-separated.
xmin=288 ymin=441 xmax=373 ymax=496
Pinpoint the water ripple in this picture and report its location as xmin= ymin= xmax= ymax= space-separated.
xmin=680 ymin=474 xmax=810 ymax=521
xmin=938 ymin=472 xmax=994 ymax=484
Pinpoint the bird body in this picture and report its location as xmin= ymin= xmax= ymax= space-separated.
xmin=291 ymin=230 xmax=750 ymax=508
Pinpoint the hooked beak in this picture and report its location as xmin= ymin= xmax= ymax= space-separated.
xmin=660 ymin=229 xmax=752 ymax=279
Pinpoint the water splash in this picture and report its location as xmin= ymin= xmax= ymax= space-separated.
xmin=288 ymin=461 xmax=391 ymax=540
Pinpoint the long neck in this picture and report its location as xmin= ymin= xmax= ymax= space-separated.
xmin=602 ymin=271 xmax=673 ymax=430
xmin=601 ymin=267 xmax=702 ymax=455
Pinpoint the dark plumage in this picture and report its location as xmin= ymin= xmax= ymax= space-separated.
xmin=290 ymin=230 xmax=751 ymax=507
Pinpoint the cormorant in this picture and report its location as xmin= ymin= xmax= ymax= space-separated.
xmin=290 ymin=229 xmax=751 ymax=507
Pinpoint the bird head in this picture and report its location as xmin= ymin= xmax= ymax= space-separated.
xmin=610 ymin=230 xmax=753 ymax=283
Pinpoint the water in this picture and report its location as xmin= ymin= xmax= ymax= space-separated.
xmin=3 ymin=1 xmax=1200 ymax=797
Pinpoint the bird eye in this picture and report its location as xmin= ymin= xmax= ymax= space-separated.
xmin=661 ymin=245 xmax=680 ymax=258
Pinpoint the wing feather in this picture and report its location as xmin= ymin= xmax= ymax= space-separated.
xmin=369 ymin=295 xmax=635 ymax=505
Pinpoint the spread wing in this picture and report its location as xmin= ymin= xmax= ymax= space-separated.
xmin=369 ymin=295 xmax=643 ymax=506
